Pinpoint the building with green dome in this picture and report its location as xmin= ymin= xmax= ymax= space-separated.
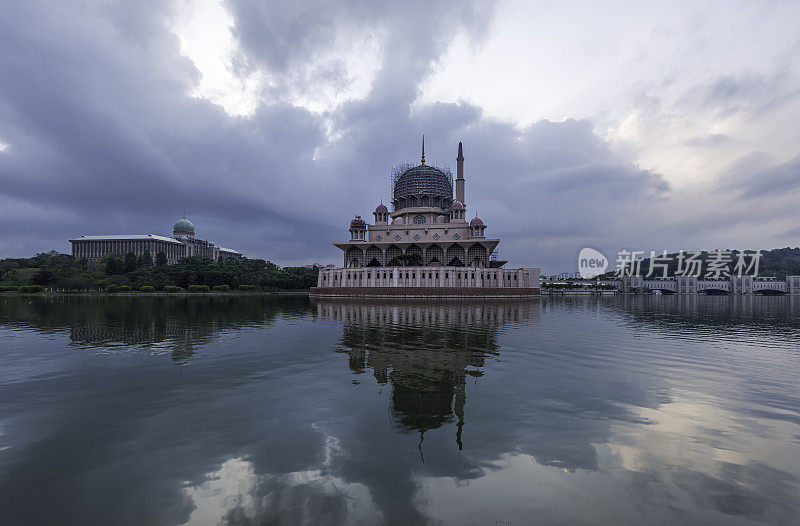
xmin=69 ymin=216 xmax=242 ymax=264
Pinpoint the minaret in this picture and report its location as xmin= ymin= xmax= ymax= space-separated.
xmin=456 ymin=141 xmax=465 ymax=204
xmin=421 ymin=135 xmax=426 ymax=165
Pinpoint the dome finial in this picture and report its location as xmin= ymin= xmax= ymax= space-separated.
xmin=421 ymin=135 xmax=425 ymax=165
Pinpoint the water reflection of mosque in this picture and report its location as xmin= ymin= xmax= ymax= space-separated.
xmin=314 ymin=299 xmax=540 ymax=450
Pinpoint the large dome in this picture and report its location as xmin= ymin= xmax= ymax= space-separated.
xmin=392 ymin=163 xmax=453 ymax=210
xmin=173 ymin=217 xmax=194 ymax=233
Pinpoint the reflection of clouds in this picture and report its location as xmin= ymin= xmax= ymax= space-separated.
xmin=183 ymin=457 xmax=258 ymax=524
xmin=417 ymin=449 xmax=799 ymax=525
xmin=602 ymin=398 xmax=751 ymax=474
xmin=183 ymin=432 xmax=383 ymax=526
xmin=598 ymin=395 xmax=800 ymax=521
xmin=415 ymin=452 xmax=642 ymax=525
xmin=3 ymin=295 xmax=799 ymax=524
xmin=0 ymin=422 xmax=8 ymax=452
xmin=408 ymin=298 xmax=800 ymax=524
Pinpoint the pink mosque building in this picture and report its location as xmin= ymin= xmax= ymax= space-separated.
xmin=312 ymin=140 xmax=540 ymax=296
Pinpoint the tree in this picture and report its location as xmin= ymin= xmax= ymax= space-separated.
xmin=140 ymin=249 xmax=153 ymax=267
xmin=156 ymin=251 xmax=167 ymax=267
xmin=105 ymin=256 xmax=123 ymax=275
xmin=31 ymin=268 xmax=54 ymax=286
xmin=124 ymin=252 xmax=138 ymax=273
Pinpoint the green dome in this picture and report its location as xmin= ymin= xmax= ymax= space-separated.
xmin=173 ymin=217 xmax=194 ymax=233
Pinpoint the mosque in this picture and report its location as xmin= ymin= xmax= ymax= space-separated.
xmin=69 ymin=216 xmax=243 ymax=264
xmin=312 ymin=139 xmax=540 ymax=296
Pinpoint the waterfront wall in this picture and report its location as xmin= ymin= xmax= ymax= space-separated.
xmin=310 ymin=286 xmax=541 ymax=297
xmin=314 ymin=266 xmax=540 ymax=295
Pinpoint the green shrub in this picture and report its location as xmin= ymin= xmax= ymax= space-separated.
xmin=212 ymin=285 xmax=230 ymax=292
xmin=0 ymin=285 xmax=17 ymax=293
xmin=239 ymin=284 xmax=256 ymax=291
xmin=118 ymin=285 xmax=132 ymax=292
xmin=18 ymin=285 xmax=44 ymax=293
xmin=139 ymin=286 xmax=155 ymax=293
xmin=164 ymin=285 xmax=180 ymax=293
xmin=105 ymin=285 xmax=119 ymax=293
xmin=188 ymin=284 xmax=210 ymax=292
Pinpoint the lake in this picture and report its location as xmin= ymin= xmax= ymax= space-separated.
xmin=0 ymin=294 xmax=798 ymax=525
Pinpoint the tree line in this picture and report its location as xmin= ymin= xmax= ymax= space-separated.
xmin=0 ymin=250 xmax=319 ymax=292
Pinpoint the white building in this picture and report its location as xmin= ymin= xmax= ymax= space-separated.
xmin=69 ymin=216 xmax=243 ymax=265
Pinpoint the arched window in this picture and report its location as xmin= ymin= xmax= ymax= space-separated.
xmin=413 ymin=214 xmax=426 ymax=224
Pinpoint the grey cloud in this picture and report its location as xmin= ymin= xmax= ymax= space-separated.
xmin=683 ymin=133 xmax=733 ymax=148
xmin=1 ymin=0 xmax=794 ymax=272
xmin=724 ymin=154 xmax=800 ymax=199
xmin=780 ymin=225 xmax=800 ymax=238
xmin=701 ymin=72 xmax=800 ymax=117
xmin=227 ymin=0 xmax=494 ymax=73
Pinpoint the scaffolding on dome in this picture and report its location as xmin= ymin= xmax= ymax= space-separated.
xmin=390 ymin=162 xmax=454 ymax=212
xmin=391 ymin=162 xmax=453 ymax=191
xmin=390 ymin=162 xmax=415 ymax=197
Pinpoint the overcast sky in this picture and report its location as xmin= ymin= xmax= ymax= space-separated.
xmin=1 ymin=0 xmax=799 ymax=272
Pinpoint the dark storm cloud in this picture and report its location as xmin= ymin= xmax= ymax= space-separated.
xmin=227 ymin=0 xmax=494 ymax=84
xmin=700 ymin=72 xmax=800 ymax=117
xmin=0 ymin=0 xmax=340 ymax=260
xmin=724 ymin=153 xmax=800 ymax=198
xmin=0 ymin=0 xmax=748 ymax=271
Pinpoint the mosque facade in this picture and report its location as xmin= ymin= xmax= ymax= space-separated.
xmin=312 ymin=140 xmax=540 ymax=296
xmin=69 ymin=216 xmax=243 ymax=265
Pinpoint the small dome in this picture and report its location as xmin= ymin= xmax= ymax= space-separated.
xmin=375 ymin=203 xmax=388 ymax=213
xmin=392 ymin=216 xmax=405 ymax=225
xmin=470 ymin=216 xmax=484 ymax=227
xmin=350 ymin=215 xmax=366 ymax=229
xmin=450 ymin=200 xmax=464 ymax=211
xmin=173 ymin=217 xmax=194 ymax=233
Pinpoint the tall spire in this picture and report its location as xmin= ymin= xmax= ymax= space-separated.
xmin=456 ymin=141 xmax=465 ymax=204
xmin=421 ymin=135 xmax=426 ymax=165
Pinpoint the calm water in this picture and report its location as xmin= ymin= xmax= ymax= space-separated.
xmin=0 ymin=295 xmax=799 ymax=525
